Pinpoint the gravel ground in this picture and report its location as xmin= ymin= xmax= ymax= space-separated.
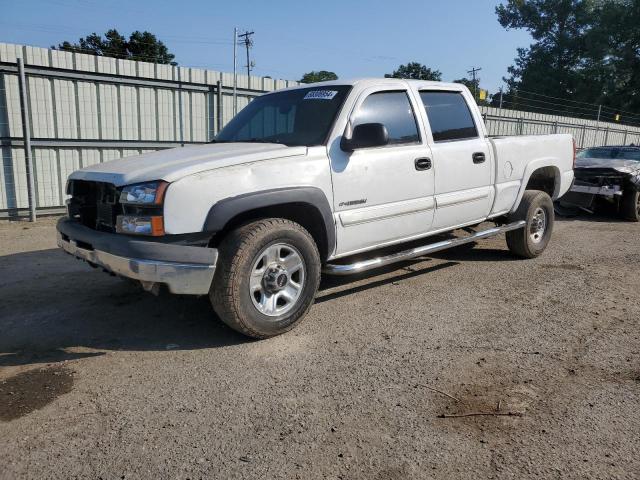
xmin=0 ymin=214 xmax=638 ymax=479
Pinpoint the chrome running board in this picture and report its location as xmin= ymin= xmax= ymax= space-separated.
xmin=323 ymin=220 xmax=526 ymax=276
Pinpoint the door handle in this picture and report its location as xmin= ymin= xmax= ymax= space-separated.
xmin=472 ymin=152 xmax=486 ymax=164
xmin=414 ymin=157 xmax=432 ymax=171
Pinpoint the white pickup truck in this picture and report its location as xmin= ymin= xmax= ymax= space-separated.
xmin=58 ymin=79 xmax=575 ymax=338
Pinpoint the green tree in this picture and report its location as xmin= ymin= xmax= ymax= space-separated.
xmin=453 ymin=77 xmax=478 ymax=92
xmin=385 ymin=62 xmax=442 ymax=81
xmin=495 ymin=0 xmax=640 ymax=121
xmin=55 ymin=29 xmax=177 ymax=65
xmin=583 ymin=0 xmax=640 ymax=115
xmin=454 ymin=77 xmax=491 ymax=105
xmin=496 ymin=0 xmax=592 ymax=113
xmin=299 ymin=70 xmax=338 ymax=83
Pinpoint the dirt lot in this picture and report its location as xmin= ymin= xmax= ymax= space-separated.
xmin=0 ymin=214 xmax=638 ymax=479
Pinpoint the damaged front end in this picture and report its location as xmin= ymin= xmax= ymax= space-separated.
xmin=558 ymin=147 xmax=640 ymax=217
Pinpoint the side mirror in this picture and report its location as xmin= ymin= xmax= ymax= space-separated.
xmin=341 ymin=123 xmax=389 ymax=152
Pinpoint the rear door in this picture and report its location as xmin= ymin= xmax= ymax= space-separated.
xmin=329 ymin=86 xmax=435 ymax=256
xmin=418 ymin=90 xmax=494 ymax=230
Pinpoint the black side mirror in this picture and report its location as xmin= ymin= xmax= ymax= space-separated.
xmin=341 ymin=123 xmax=389 ymax=152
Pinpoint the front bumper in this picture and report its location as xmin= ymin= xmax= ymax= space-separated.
xmin=569 ymin=183 xmax=622 ymax=198
xmin=56 ymin=218 xmax=217 ymax=295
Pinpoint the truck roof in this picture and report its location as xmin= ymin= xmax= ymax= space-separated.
xmin=286 ymin=78 xmax=467 ymax=92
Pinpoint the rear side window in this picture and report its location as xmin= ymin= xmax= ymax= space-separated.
xmin=420 ymin=91 xmax=478 ymax=142
xmin=353 ymin=91 xmax=420 ymax=145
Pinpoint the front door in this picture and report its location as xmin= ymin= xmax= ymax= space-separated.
xmin=329 ymin=87 xmax=435 ymax=256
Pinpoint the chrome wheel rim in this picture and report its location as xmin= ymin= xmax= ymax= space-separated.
xmin=529 ymin=207 xmax=547 ymax=244
xmin=249 ymin=243 xmax=306 ymax=317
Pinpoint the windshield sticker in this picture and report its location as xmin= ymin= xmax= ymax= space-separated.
xmin=304 ymin=90 xmax=338 ymax=100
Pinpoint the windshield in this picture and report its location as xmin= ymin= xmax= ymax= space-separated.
xmin=215 ymin=86 xmax=351 ymax=147
xmin=577 ymin=147 xmax=640 ymax=161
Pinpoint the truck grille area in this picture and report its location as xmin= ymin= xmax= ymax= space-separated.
xmin=66 ymin=180 xmax=121 ymax=232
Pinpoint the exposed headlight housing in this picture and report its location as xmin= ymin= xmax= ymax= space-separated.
xmin=119 ymin=181 xmax=168 ymax=205
xmin=116 ymin=215 xmax=165 ymax=236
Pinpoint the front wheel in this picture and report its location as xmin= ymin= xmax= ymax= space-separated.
xmin=621 ymin=189 xmax=640 ymax=222
xmin=210 ymin=218 xmax=321 ymax=338
xmin=506 ymin=190 xmax=555 ymax=259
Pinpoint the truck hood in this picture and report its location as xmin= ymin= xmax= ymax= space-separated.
xmin=69 ymin=142 xmax=307 ymax=186
xmin=575 ymin=157 xmax=640 ymax=174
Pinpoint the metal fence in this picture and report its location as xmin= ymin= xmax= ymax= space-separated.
xmin=2 ymin=42 xmax=640 ymax=218
xmin=0 ymin=43 xmax=298 ymax=217
xmin=480 ymin=106 xmax=640 ymax=148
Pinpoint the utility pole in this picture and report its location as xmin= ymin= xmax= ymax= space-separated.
xmin=595 ymin=104 xmax=602 ymax=140
xmin=467 ymin=66 xmax=482 ymax=102
xmin=237 ymin=30 xmax=255 ymax=78
xmin=233 ymin=27 xmax=238 ymax=115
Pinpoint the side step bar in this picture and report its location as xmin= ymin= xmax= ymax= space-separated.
xmin=323 ymin=220 xmax=526 ymax=276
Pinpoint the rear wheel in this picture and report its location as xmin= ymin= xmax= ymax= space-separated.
xmin=621 ymin=189 xmax=640 ymax=222
xmin=506 ymin=190 xmax=554 ymax=259
xmin=210 ymin=218 xmax=321 ymax=338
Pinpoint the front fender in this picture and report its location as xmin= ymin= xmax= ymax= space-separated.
xmin=203 ymin=186 xmax=336 ymax=255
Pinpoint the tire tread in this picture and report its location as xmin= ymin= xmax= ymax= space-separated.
xmin=210 ymin=218 xmax=320 ymax=339
xmin=506 ymin=190 xmax=554 ymax=258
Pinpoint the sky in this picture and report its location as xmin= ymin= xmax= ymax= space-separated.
xmin=0 ymin=0 xmax=532 ymax=93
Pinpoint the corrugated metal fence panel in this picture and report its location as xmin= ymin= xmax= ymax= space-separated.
xmin=82 ymin=149 xmax=101 ymax=168
xmin=191 ymin=92 xmax=207 ymax=142
xmin=5 ymin=74 xmax=23 ymax=137
xmin=2 ymin=41 xmax=640 ymax=215
xmin=139 ymin=87 xmax=157 ymax=140
xmin=7 ymin=147 xmax=29 ymax=209
xmin=157 ymin=89 xmax=175 ymax=141
xmin=28 ymin=76 xmax=55 ymax=137
xmin=53 ymin=79 xmax=78 ymax=138
xmin=0 ymin=146 xmax=12 ymax=209
xmin=77 ymin=82 xmax=99 ymax=139
xmin=99 ymin=84 xmax=119 ymax=140
xmin=34 ymin=148 xmax=60 ymax=207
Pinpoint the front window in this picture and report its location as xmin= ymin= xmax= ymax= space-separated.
xmin=215 ymin=86 xmax=351 ymax=147
xmin=352 ymin=91 xmax=420 ymax=145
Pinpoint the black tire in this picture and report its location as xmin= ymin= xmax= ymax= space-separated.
xmin=506 ymin=190 xmax=554 ymax=259
xmin=621 ymin=189 xmax=640 ymax=222
xmin=210 ymin=218 xmax=321 ymax=339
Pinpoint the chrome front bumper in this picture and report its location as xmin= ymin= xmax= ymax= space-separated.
xmin=56 ymin=220 xmax=217 ymax=295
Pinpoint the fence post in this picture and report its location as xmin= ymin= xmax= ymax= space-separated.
xmin=604 ymin=126 xmax=609 ymax=145
xmin=623 ymin=129 xmax=628 ymax=145
xmin=17 ymin=57 xmax=36 ymax=222
xmin=177 ymin=68 xmax=184 ymax=146
xmin=553 ymin=121 xmax=558 ymax=133
xmin=580 ymin=125 xmax=586 ymax=148
xmin=216 ymin=80 xmax=223 ymax=134
xmin=519 ymin=117 xmax=524 ymax=135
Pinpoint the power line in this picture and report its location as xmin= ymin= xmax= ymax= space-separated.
xmin=500 ymin=99 xmax=640 ymax=127
xmin=511 ymin=93 xmax=606 ymax=116
xmin=512 ymin=87 xmax=640 ymax=122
